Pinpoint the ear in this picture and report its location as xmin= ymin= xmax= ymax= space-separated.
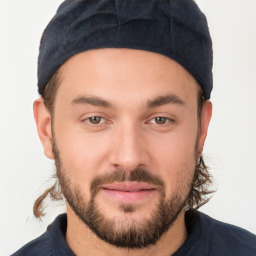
xmin=197 ymin=100 xmax=212 ymax=159
xmin=33 ymin=98 xmax=54 ymax=159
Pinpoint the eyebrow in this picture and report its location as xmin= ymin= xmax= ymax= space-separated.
xmin=147 ymin=94 xmax=185 ymax=108
xmin=71 ymin=94 xmax=185 ymax=109
xmin=71 ymin=96 xmax=112 ymax=108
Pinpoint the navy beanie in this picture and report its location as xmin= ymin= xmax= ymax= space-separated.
xmin=38 ymin=0 xmax=213 ymax=99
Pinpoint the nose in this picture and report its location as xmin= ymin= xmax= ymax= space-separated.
xmin=109 ymin=122 xmax=150 ymax=172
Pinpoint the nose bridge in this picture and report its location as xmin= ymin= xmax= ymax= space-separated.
xmin=109 ymin=119 xmax=149 ymax=171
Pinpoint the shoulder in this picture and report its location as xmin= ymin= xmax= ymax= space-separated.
xmin=198 ymin=211 xmax=256 ymax=256
xmin=10 ymin=214 xmax=68 ymax=256
xmin=10 ymin=232 xmax=51 ymax=256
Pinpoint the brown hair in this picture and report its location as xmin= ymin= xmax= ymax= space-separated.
xmin=33 ymin=72 xmax=214 ymax=218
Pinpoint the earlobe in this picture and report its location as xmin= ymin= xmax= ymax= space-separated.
xmin=197 ymin=100 xmax=212 ymax=159
xmin=33 ymin=98 xmax=54 ymax=159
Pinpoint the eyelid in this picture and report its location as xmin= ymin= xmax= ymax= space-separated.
xmin=146 ymin=112 xmax=176 ymax=122
xmin=79 ymin=112 xmax=110 ymax=126
xmin=82 ymin=116 xmax=107 ymax=124
xmin=147 ymin=116 xmax=175 ymax=125
xmin=80 ymin=112 xmax=176 ymax=126
xmin=80 ymin=111 xmax=108 ymax=120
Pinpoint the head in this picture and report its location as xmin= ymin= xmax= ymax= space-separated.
xmin=33 ymin=0 xmax=214 ymax=249
xmin=34 ymin=48 xmax=213 ymax=248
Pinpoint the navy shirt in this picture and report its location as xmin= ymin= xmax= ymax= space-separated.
xmin=11 ymin=210 xmax=256 ymax=256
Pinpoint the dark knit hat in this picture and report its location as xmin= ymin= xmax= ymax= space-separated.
xmin=38 ymin=0 xmax=213 ymax=99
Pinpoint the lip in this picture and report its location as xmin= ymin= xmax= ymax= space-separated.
xmin=101 ymin=182 xmax=157 ymax=204
xmin=102 ymin=182 xmax=156 ymax=192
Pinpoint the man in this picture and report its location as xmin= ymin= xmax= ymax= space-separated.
xmin=11 ymin=0 xmax=256 ymax=255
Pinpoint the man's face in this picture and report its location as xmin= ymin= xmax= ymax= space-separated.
xmin=40 ymin=49 xmax=211 ymax=248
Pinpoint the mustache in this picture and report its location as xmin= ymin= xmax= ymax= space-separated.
xmin=90 ymin=168 xmax=165 ymax=197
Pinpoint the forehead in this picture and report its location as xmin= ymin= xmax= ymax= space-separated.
xmin=56 ymin=48 xmax=200 ymax=108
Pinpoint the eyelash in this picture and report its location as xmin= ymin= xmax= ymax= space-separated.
xmin=148 ymin=116 xmax=174 ymax=125
xmin=83 ymin=116 xmax=174 ymax=126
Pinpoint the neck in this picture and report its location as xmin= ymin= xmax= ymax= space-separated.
xmin=65 ymin=205 xmax=187 ymax=256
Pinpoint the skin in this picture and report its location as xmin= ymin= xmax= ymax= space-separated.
xmin=34 ymin=48 xmax=212 ymax=256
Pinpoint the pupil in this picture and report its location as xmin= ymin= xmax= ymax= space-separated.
xmin=90 ymin=117 xmax=101 ymax=124
xmin=155 ymin=117 xmax=166 ymax=124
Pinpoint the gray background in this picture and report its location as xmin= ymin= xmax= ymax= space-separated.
xmin=0 ymin=0 xmax=256 ymax=255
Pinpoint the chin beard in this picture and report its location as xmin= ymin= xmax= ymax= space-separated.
xmin=56 ymin=164 xmax=193 ymax=248
xmin=67 ymin=188 xmax=187 ymax=248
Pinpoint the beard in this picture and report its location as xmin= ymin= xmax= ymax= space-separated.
xmin=52 ymin=140 xmax=196 ymax=249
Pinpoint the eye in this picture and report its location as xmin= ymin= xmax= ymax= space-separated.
xmin=151 ymin=117 xmax=170 ymax=125
xmin=87 ymin=116 xmax=105 ymax=125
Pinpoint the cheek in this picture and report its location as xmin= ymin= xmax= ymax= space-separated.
xmin=53 ymin=124 xmax=112 ymax=194
xmin=148 ymin=125 xmax=198 ymax=195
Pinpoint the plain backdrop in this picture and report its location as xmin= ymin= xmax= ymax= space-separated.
xmin=0 ymin=0 xmax=256 ymax=255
